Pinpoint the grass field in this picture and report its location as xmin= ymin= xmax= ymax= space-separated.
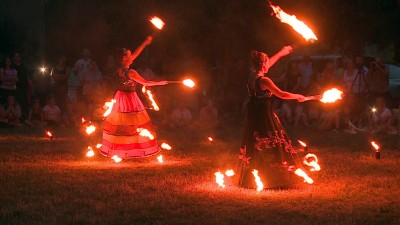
xmin=0 ymin=125 xmax=400 ymax=225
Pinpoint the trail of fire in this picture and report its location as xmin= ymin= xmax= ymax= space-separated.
xmin=103 ymin=99 xmax=116 ymax=117
xmin=225 ymin=169 xmax=235 ymax=177
xmin=269 ymin=2 xmax=318 ymax=42
xmin=303 ymin=154 xmax=321 ymax=172
xmin=157 ymin=155 xmax=164 ymax=163
xmin=142 ymin=87 xmax=160 ymax=111
xmin=137 ymin=128 xmax=155 ymax=140
xmin=294 ymin=168 xmax=314 ymax=184
xmin=252 ymin=170 xmax=264 ymax=192
xmin=160 ymin=143 xmax=172 ymax=150
xmin=86 ymin=146 xmax=95 ymax=157
xmin=215 ymin=172 xmax=225 ymax=188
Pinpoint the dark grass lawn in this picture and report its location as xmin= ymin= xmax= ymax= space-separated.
xmin=0 ymin=125 xmax=400 ymax=225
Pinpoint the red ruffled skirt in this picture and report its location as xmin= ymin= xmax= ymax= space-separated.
xmin=101 ymin=90 xmax=159 ymax=158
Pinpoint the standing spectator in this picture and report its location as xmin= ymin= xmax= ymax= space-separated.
xmin=42 ymin=95 xmax=61 ymax=126
xmin=284 ymin=61 xmax=301 ymax=92
xmin=12 ymin=52 xmax=30 ymax=119
xmin=74 ymin=48 xmax=92 ymax=78
xmin=67 ymin=65 xmax=81 ymax=103
xmin=32 ymin=59 xmax=50 ymax=105
xmin=195 ymin=98 xmax=218 ymax=130
xmin=62 ymin=101 xmax=78 ymax=127
xmin=367 ymin=58 xmax=390 ymax=106
xmin=297 ymin=55 xmax=313 ymax=94
xmin=52 ymin=56 xmax=70 ymax=110
xmin=368 ymin=97 xmax=395 ymax=134
xmin=170 ymin=101 xmax=192 ymax=129
xmin=80 ymin=61 xmax=103 ymax=117
xmin=25 ymin=99 xmax=45 ymax=127
xmin=0 ymin=57 xmax=18 ymax=104
xmin=4 ymin=96 xmax=22 ymax=126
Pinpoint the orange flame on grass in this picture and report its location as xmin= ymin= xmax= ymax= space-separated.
xmin=208 ymin=137 xmax=213 ymax=142
xmin=46 ymin=130 xmax=53 ymax=138
xmin=157 ymin=155 xmax=164 ymax=163
xmin=161 ymin=143 xmax=172 ymax=150
xmin=86 ymin=146 xmax=95 ymax=157
xmin=252 ymin=169 xmax=264 ymax=192
xmin=103 ymin=99 xmax=116 ymax=117
xmin=137 ymin=128 xmax=155 ymax=140
xmin=269 ymin=3 xmax=318 ymax=42
xmin=149 ymin=16 xmax=165 ymax=30
xmin=298 ymin=140 xmax=307 ymax=148
xmin=215 ymin=171 xmax=225 ymax=188
xmin=96 ymin=143 xmax=102 ymax=149
xmin=225 ymin=169 xmax=235 ymax=177
xmin=182 ymin=79 xmax=195 ymax=88
xmin=111 ymin=155 xmax=122 ymax=163
xmin=320 ymin=88 xmax=343 ymax=103
xmin=370 ymin=141 xmax=380 ymax=152
xmin=303 ymin=154 xmax=321 ymax=172
xmin=294 ymin=168 xmax=314 ymax=184
xmin=144 ymin=88 xmax=159 ymax=111
xmin=81 ymin=117 xmax=86 ymax=123
xmin=86 ymin=125 xmax=96 ymax=135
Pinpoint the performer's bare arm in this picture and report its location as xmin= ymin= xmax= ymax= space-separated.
xmin=128 ymin=70 xmax=167 ymax=86
xmin=129 ymin=36 xmax=153 ymax=64
xmin=268 ymin=46 xmax=293 ymax=68
xmin=260 ymin=77 xmax=305 ymax=102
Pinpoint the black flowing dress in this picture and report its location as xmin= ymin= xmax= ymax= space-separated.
xmin=237 ymin=75 xmax=307 ymax=189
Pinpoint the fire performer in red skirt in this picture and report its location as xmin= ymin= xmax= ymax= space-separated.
xmin=237 ymin=46 xmax=316 ymax=189
xmin=101 ymin=36 xmax=167 ymax=159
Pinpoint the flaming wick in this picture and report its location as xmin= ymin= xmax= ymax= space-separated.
xmin=149 ymin=16 xmax=165 ymax=30
xmin=169 ymin=79 xmax=196 ymax=88
xmin=225 ymin=169 xmax=235 ymax=177
xmin=86 ymin=146 xmax=95 ymax=157
xmin=215 ymin=171 xmax=225 ymax=188
xmin=298 ymin=140 xmax=308 ymax=151
xmin=46 ymin=130 xmax=53 ymax=140
xmin=157 ymin=155 xmax=164 ymax=163
xmin=208 ymin=137 xmax=213 ymax=142
xmin=111 ymin=155 xmax=122 ymax=163
xmin=160 ymin=143 xmax=172 ymax=150
xmin=252 ymin=169 xmax=264 ymax=192
xmin=86 ymin=125 xmax=96 ymax=135
xmin=96 ymin=143 xmax=102 ymax=149
xmin=303 ymin=154 xmax=321 ymax=172
xmin=320 ymin=88 xmax=344 ymax=103
xmin=294 ymin=168 xmax=314 ymax=184
xmin=370 ymin=141 xmax=380 ymax=152
xmin=103 ymin=99 xmax=116 ymax=117
xmin=137 ymin=128 xmax=155 ymax=140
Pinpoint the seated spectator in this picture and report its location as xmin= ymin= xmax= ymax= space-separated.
xmin=62 ymin=101 xmax=79 ymax=127
xmin=0 ymin=57 xmax=18 ymax=104
xmin=43 ymin=95 xmax=61 ymax=126
xmin=195 ymin=99 xmax=218 ymax=130
xmin=368 ymin=97 xmax=395 ymax=134
xmin=25 ymin=99 xmax=45 ymax=127
xmin=4 ymin=96 xmax=22 ymax=126
xmin=0 ymin=104 xmax=9 ymax=126
xmin=170 ymin=101 xmax=192 ymax=129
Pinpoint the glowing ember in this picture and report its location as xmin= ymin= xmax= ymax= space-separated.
xmin=40 ymin=66 xmax=47 ymax=73
xmin=145 ymin=89 xmax=160 ymax=111
xmin=269 ymin=3 xmax=318 ymax=42
xmin=215 ymin=171 xmax=225 ymax=188
xmin=86 ymin=146 xmax=95 ymax=157
xmin=298 ymin=140 xmax=307 ymax=148
xmin=86 ymin=125 xmax=96 ymax=135
xmin=303 ymin=154 xmax=321 ymax=172
xmin=160 ymin=143 xmax=172 ymax=150
xmin=294 ymin=168 xmax=314 ymax=184
xmin=137 ymin=128 xmax=155 ymax=140
xmin=96 ymin=143 xmax=102 ymax=149
xmin=46 ymin=130 xmax=53 ymax=138
xmin=182 ymin=79 xmax=195 ymax=88
xmin=111 ymin=155 xmax=122 ymax=163
xmin=252 ymin=169 xmax=264 ymax=192
xmin=320 ymin=88 xmax=343 ymax=103
xmin=208 ymin=137 xmax=213 ymax=142
xmin=225 ymin=169 xmax=235 ymax=177
xmin=81 ymin=117 xmax=86 ymax=123
xmin=103 ymin=99 xmax=116 ymax=117
xmin=149 ymin=16 xmax=165 ymax=30
xmin=370 ymin=141 xmax=380 ymax=152
xmin=157 ymin=155 xmax=164 ymax=163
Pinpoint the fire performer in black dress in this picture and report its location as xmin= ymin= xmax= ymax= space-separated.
xmin=237 ymin=46 xmax=316 ymax=189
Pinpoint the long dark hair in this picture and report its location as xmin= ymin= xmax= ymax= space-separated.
xmin=251 ymin=51 xmax=268 ymax=73
xmin=2 ymin=57 xmax=13 ymax=69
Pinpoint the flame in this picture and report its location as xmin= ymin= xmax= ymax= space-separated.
xmin=86 ymin=125 xmax=96 ymax=135
xmin=320 ymin=88 xmax=344 ymax=103
xmin=81 ymin=117 xmax=86 ymax=123
xmin=215 ymin=171 xmax=225 ymax=188
xmin=157 ymin=155 xmax=164 ymax=163
xmin=142 ymin=86 xmax=147 ymax=93
xmin=137 ymin=128 xmax=155 ymax=140
xmin=111 ymin=155 xmax=122 ymax=163
xmin=96 ymin=143 xmax=102 ymax=149
xmin=46 ymin=130 xmax=53 ymax=137
xmin=370 ymin=141 xmax=380 ymax=152
xmin=149 ymin=16 xmax=165 ymax=30
xmin=225 ymin=169 xmax=235 ymax=177
xmin=208 ymin=137 xmax=213 ymax=142
xmin=303 ymin=154 xmax=321 ymax=172
xmin=294 ymin=168 xmax=314 ymax=184
xmin=103 ymin=99 xmax=116 ymax=117
xmin=160 ymin=143 xmax=172 ymax=150
xmin=145 ymin=89 xmax=160 ymax=111
xmin=252 ymin=169 xmax=264 ymax=192
xmin=269 ymin=3 xmax=318 ymax=41
xmin=298 ymin=140 xmax=307 ymax=148
xmin=182 ymin=79 xmax=195 ymax=88
xmin=86 ymin=146 xmax=95 ymax=157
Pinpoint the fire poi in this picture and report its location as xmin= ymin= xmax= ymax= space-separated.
xmin=370 ymin=141 xmax=381 ymax=160
xmin=149 ymin=16 xmax=165 ymax=30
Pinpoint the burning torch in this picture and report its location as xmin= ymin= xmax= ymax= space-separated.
xmin=370 ymin=141 xmax=380 ymax=160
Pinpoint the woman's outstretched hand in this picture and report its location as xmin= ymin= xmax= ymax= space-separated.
xmin=144 ymin=35 xmax=153 ymax=46
xmin=296 ymin=94 xmax=306 ymax=102
xmin=280 ymin=45 xmax=293 ymax=57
